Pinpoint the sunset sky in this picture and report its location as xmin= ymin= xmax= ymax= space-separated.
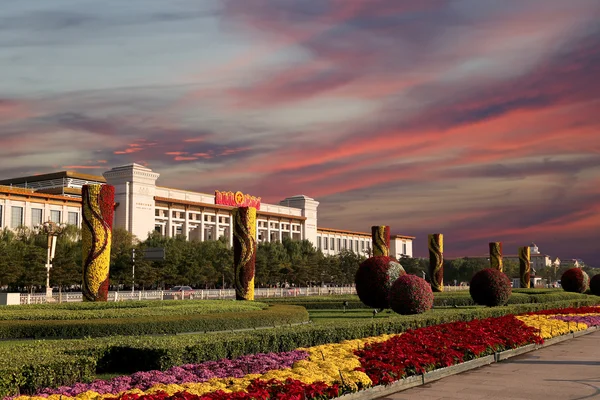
xmin=1 ymin=0 xmax=599 ymax=265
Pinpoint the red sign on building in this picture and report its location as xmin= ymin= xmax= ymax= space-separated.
xmin=215 ymin=190 xmax=261 ymax=209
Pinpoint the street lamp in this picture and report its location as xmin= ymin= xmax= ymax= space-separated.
xmin=35 ymin=221 xmax=66 ymax=300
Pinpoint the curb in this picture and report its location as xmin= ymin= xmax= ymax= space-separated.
xmin=336 ymin=325 xmax=599 ymax=400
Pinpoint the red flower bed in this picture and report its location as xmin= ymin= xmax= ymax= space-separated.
xmin=354 ymin=315 xmax=543 ymax=385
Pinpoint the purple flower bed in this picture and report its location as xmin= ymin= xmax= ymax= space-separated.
xmin=37 ymin=350 xmax=309 ymax=397
xmin=553 ymin=315 xmax=600 ymax=326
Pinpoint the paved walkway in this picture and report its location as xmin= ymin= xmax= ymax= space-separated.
xmin=381 ymin=331 xmax=600 ymax=400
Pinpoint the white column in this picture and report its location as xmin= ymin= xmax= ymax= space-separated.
xmin=184 ymin=207 xmax=190 ymax=240
xmin=200 ymin=210 xmax=205 ymax=241
xmin=62 ymin=205 xmax=68 ymax=224
xmin=267 ymin=218 xmax=271 ymax=242
xmin=278 ymin=220 xmax=283 ymax=242
xmin=167 ymin=206 xmax=173 ymax=238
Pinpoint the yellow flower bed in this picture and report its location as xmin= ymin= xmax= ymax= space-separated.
xmin=517 ymin=315 xmax=588 ymax=339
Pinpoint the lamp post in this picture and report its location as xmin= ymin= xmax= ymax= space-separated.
xmin=36 ymin=221 xmax=66 ymax=300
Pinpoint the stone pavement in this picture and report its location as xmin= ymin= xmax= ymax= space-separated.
xmin=380 ymin=330 xmax=600 ymax=400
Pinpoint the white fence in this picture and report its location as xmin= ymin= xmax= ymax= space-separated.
xmin=18 ymin=285 xmax=467 ymax=305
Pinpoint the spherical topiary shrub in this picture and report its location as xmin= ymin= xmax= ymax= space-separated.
xmin=561 ymin=268 xmax=590 ymax=293
xmin=389 ymin=274 xmax=434 ymax=315
xmin=469 ymin=268 xmax=512 ymax=307
xmin=355 ymin=256 xmax=406 ymax=309
xmin=590 ymin=274 xmax=600 ymax=296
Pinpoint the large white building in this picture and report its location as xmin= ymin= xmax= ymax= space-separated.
xmin=0 ymin=163 xmax=414 ymax=258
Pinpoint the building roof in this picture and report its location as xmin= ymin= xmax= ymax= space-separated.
xmin=0 ymin=171 xmax=106 ymax=186
xmin=317 ymin=226 xmax=415 ymax=240
xmin=0 ymin=185 xmax=82 ymax=204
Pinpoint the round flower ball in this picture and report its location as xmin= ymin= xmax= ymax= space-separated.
xmin=561 ymin=268 xmax=590 ymax=293
xmin=355 ymin=256 xmax=406 ymax=309
xmin=590 ymin=274 xmax=600 ymax=296
xmin=389 ymin=274 xmax=434 ymax=315
xmin=469 ymin=268 xmax=512 ymax=307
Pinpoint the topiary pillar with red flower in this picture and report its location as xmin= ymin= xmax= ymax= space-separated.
xmin=518 ymin=246 xmax=531 ymax=288
xmin=428 ymin=233 xmax=443 ymax=292
xmin=489 ymin=242 xmax=503 ymax=272
xmin=561 ymin=268 xmax=590 ymax=293
xmin=233 ymin=206 xmax=257 ymax=300
xmin=82 ymin=184 xmax=115 ymax=302
xmin=371 ymin=225 xmax=390 ymax=256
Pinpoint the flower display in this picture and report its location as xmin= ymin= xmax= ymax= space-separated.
xmin=561 ymin=267 xmax=590 ymax=293
xmin=591 ymin=274 xmax=600 ymax=296
xmin=518 ymin=246 xmax=530 ymax=288
xmin=371 ymin=226 xmax=390 ymax=257
xmin=232 ymin=207 xmax=256 ymax=301
xmin=488 ymin=242 xmax=503 ymax=272
xmin=428 ymin=234 xmax=443 ymax=292
xmin=81 ymin=184 xmax=115 ymax=302
xmin=15 ymin=307 xmax=600 ymax=400
xmin=469 ymin=268 xmax=512 ymax=307
xmin=388 ymin=274 xmax=433 ymax=315
xmin=355 ymin=256 xmax=406 ymax=309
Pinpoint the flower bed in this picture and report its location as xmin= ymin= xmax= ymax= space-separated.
xmin=12 ymin=306 xmax=600 ymax=400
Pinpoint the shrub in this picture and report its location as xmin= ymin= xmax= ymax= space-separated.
xmin=470 ymin=268 xmax=512 ymax=307
xmin=355 ymin=256 xmax=406 ymax=309
xmin=389 ymin=274 xmax=434 ymax=315
xmin=561 ymin=268 xmax=590 ymax=293
xmin=589 ymin=274 xmax=600 ymax=296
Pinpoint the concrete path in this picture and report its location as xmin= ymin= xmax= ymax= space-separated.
xmin=380 ymin=330 xmax=600 ymax=400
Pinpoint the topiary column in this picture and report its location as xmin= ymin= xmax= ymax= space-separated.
xmin=428 ymin=233 xmax=444 ymax=292
xmin=518 ymin=246 xmax=531 ymax=288
xmin=233 ymin=206 xmax=257 ymax=300
xmin=489 ymin=242 xmax=503 ymax=272
xmin=371 ymin=225 xmax=390 ymax=256
xmin=82 ymin=184 xmax=115 ymax=302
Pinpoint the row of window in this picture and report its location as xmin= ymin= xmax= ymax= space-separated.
xmin=0 ymin=205 xmax=78 ymax=228
xmin=316 ymin=236 xmax=370 ymax=252
xmin=315 ymin=236 xmax=409 ymax=255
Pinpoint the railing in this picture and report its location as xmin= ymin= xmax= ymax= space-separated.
xmin=18 ymin=286 xmax=360 ymax=304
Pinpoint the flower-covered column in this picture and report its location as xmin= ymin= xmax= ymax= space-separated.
xmin=428 ymin=233 xmax=444 ymax=292
xmin=519 ymin=246 xmax=531 ymax=288
xmin=233 ymin=206 xmax=257 ymax=300
xmin=371 ymin=225 xmax=390 ymax=256
xmin=82 ymin=184 xmax=115 ymax=302
xmin=489 ymin=242 xmax=503 ymax=272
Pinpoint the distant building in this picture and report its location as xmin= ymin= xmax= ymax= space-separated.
xmin=0 ymin=163 xmax=414 ymax=257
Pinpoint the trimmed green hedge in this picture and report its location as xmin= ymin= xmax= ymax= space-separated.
xmin=262 ymin=291 xmax=587 ymax=309
xmin=0 ymin=300 xmax=266 ymax=320
xmin=0 ymin=304 xmax=309 ymax=339
xmin=1 ymin=297 xmax=599 ymax=398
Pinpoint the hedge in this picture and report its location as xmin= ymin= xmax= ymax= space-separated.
xmin=0 ymin=300 xmax=266 ymax=321
xmin=262 ymin=291 xmax=589 ymax=309
xmin=0 ymin=304 xmax=308 ymax=339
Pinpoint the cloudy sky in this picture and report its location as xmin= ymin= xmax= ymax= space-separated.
xmin=1 ymin=0 xmax=599 ymax=264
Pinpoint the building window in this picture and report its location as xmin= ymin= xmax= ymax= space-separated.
xmin=68 ymin=212 xmax=78 ymax=226
xmin=31 ymin=208 xmax=43 ymax=226
xmin=337 ymin=238 xmax=341 ymax=250
xmin=330 ymin=238 xmax=335 ymax=250
xmin=355 ymin=240 xmax=359 ymax=252
xmin=343 ymin=239 xmax=348 ymax=249
xmin=361 ymin=241 xmax=365 ymax=250
xmin=402 ymin=242 xmax=407 ymax=255
xmin=317 ymin=236 xmax=322 ymax=249
xmin=11 ymin=206 xmax=23 ymax=228
xmin=0 ymin=205 xmax=3 ymax=227
xmin=155 ymin=225 xmax=163 ymax=235
xmin=50 ymin=210 xmax=61 ymax=223
xmin=324 ymin=237 xmax=329 ymax=250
